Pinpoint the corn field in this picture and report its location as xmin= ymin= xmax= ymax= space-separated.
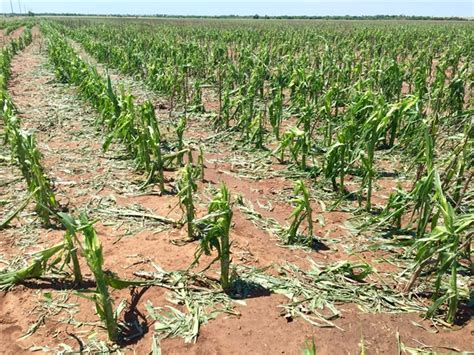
xmin=0 ymin=16 xmax=472 ymax=354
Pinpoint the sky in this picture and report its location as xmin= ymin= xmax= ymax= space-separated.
xmin=1 ymin=0 xmax=473 ymax=17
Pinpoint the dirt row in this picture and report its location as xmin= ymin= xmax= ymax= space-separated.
xmin=0 ymin=29 xmax=472 ymax=354
xmin=0 ymin=26 xmax=25 ymax=47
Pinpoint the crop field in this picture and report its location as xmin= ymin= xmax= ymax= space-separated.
xmin=0 ymin=16 xmax=472 ymax=353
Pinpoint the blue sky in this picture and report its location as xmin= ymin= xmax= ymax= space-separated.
xmin=1 ymin=0 xmax=473 ymax=17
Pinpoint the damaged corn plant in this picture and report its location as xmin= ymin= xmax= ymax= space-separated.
xmin=0 ymin=211 xmax=147 ymax=343
xmin=176 ymin=162 xmax=199 ymax=241
xmin=284 ymin=180 xmax=315 ymax=246
xmin=192 ymin=184 xmax=233 ymax=291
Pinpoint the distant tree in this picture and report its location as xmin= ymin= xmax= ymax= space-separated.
xmin=253 ymin=14 xmax=260 ymax=19
xmin=28 ymin=11 xmax=34 ymax=17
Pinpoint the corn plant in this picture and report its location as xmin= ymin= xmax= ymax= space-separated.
xmin=321 ymin=87 xmax=338 ymax=147
xmin=442 ymin=121 xmax=472 ymax=208
xmin=1 ymin=96 xmax=18 ymax=148
xmin=57 ymin=213 xmax=84 ymax=284
xmin=1 ymin=210 xmax=147 ymax=342
xmin=379 ymin=185 xmax=408 ymax=231
xmin=177 ymin=163 xmax=198 ymax=241
xmin=191 ymin=79 xmax=204 ymax=113
xmin=12 ymin=129 xmax=57 ymax=225
xmin=409 ymin=129 xmax=436 ymax=239
xmin=198 ymin=145 xmax=205 ymax=181
xmin=0 ymin=243 xmax=65 ymax=290
xmin=0 ymin=212 xmax=81 ymax=291
xmin=358 ymin=96 xmax=418 ymax=210
xmin=249 ymin=113 xmax=266 ymax=149
xmin=175 ymin=116 xmax=187 ymax=166
xmin=193 ymin=184 xmax=233 ymax=291
xmin=269 ymin=83 xmax=284 ymax=140
xmin=379 ymin=58 xmax=403 ymax=102
xmin=284 ymin=180 xmax=314 ymax=246
xmin=405 ymin=173 xmax=473 ymax=323
xmin=274 ymin=126 xmax=309 ymax=170
xmin=140 ymin=101 xmax=166 ymax=193
xmin=76 ymin=213 xmax=119 ymax=342
xmin=324 ymin=131 xmax=350 ymax=194
xmin=359 ymin=102 xmax=384 ymax=211
xmin=62 ymin=212 xmax=148 ymax=342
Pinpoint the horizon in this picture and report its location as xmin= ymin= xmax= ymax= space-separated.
xmin=0 ymin=1 xmax=473 ymax=17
